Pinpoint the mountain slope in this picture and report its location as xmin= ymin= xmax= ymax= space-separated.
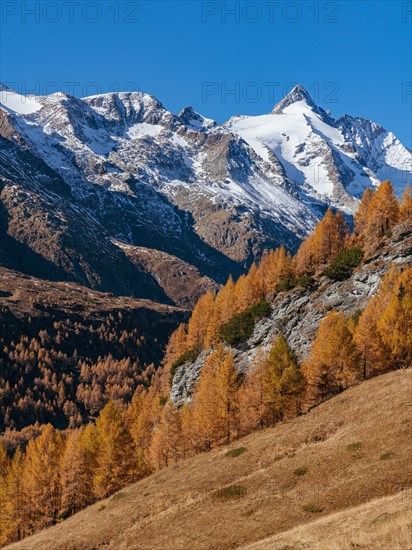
xmin=6 ymin=368 xmax=412 ymax=550
xmin=0 ymin=84 xmax=410 ymax=302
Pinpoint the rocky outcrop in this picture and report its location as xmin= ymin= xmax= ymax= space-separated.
xmin=170 ymin=228 xmax=412 ymax=406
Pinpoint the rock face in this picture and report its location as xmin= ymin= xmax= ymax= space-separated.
xmin=0 ymin=84 xmax=410 ymax=304
xmin=170 ymin=228 xmax=412 ymax=405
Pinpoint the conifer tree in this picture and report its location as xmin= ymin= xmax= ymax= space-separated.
xmin=363 ymin=180 xmax=399 ymax=252
xmin=179 ymin=402 xmax=194 ymax=460
xmin=186 ymin=291 xmax=215 ymax=350
xmin=94 ymin=401 xmax=137 ymax=498
xmin=128 ymin=385 xmax=161 ymax=478
xmin=399 ymin=184 xmax=412 ymax=226
xmin=21 ymin=425 xmax=64 ymax=534
xmin=272 ymin=335 xmax=306 ymax=417
xmin=354 ymin=187 xmax=374 ymax=243
xmin=215 ymin=275 xmax=236 ymax=324
xmin=239 ymin=336 xmax=305 ymax=433
xmin=60 ymin=429 xmax=92 ymax=516
xmin=0 ymin=442 xmax=10 ymax=545
xmin=356 ymin=267 xmax=412 ymax=373
xmin=295 ymin=209 xmax=348 ymax=275
xmin=303 ymin=310 xmax=360 ymax=407
xmin=150 ymin=401 xmax=182 ymax=469
xmin=377 ymin=267 xmax=412 ymax=368
xmin=1 ymin=448 xmax=24 ymax=544
xmin=191 ymin=345 xmax=239 ymax=449
xmin=166 ymin=323 xmax=188 ymax=363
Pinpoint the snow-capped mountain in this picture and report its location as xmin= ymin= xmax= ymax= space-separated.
xmin=0 ymin=83 xmax=410 ymax=303
xmin=227 ymin=85 xmax=411 ymax=210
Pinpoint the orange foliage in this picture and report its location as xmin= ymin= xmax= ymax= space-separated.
xmin=294 ymin=209 xmax=348 ymax=275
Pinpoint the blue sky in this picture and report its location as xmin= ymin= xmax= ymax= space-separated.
xmin=1 ymin=0 xmax=411 ymax=145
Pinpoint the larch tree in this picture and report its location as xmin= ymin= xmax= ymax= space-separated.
xmin=238 ymin=350 xmax=267 ymax=434
xmin=191 ymin=345 xmax=239 ymax=449
xmin=215 ymin=275 xmax=236 ymax=324
xmin=272 ymin=336 xmax=306 ymax=418
xmin=363 ymin=180 xmax=399 ymax=253
xmin=179 ymin=402 xmax=194 ymax=460
xmin=0 ymin=442 xmax=10 ymax=545
xmin=60 ymin=429 xmax=92 ymax=517
xmin=79 ymin=422 xmax=100 ymax=499
xmin=354 ymin=187 xmax=374 ymax=244
xmin=186 ymin=291 xmax=216 ymax=350
xmin=149 ymin=401 xmax=182 ymax=470
xmin=128 ymin=383 xmax=163 ymax=478
xmin=354 ymin=295 xmax=390 ymax=378
xmin=239 ymin=336 xmax=305 ymax=433
xmin=399 ymin=184 xmax=412 ymax=226
xmin=166 ymin=323 xmax=188 ymax=363
xmin=213 ymin=345 xmax=240 ymax=443
xmin=303 ymin=310 xmax=360 ymax=407
xmin=234 ymin=274 xmax=249 ymax=314
xmin=294 ymin=209 xmax=348 ymax=275
xmin=94 ymin=401 xmax=137 ymax=499
xmin=262 ymin=335 xmax=305 ymax=424
xmin=0 ymin=447 xmax=24 ymax=545
xmin=21 ymin=424 xmax=64 ymax=534
xmin=354 ymin=267 xmax=411 ymax=376
xmin=377 ymin=268 xmax=412 ymax=368
xmin=294 ymin=232 xmax=316 ymax=276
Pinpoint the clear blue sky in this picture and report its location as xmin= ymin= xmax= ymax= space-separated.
xmin=1 ymin=0 xmax=411 ymax=145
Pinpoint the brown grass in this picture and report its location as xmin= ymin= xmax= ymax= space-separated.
xmin=244 ymin=490 xmax=412 ymax=549
xmin=6 ymin=369 xmax=412 ymax=550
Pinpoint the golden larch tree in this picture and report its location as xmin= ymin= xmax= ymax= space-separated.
xmin=94 ymin=401 xmax=137 ymax=498
xmin=363 ymin=180 xmax=399 ymax=253
xmin=21 ymin=425 xmax=64 ymax=534
xmin=303 ymin=310 xmax=360 ymax=407
xmin=60 ymin=429 xmax=92 ymax=516
xmin=399 ymin=184 xmax=412 ymax=226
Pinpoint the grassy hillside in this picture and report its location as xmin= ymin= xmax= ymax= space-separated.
xmin=7 ymin=369 xmax=412 ymax=550
xmin=244 ymin=490 xmax=412 ymax=550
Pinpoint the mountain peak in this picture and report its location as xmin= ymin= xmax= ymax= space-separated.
xmin=272 ymin=84 xmax=317 ymax=113
xmin=178 ymin=106 xmax=216 ymax=130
